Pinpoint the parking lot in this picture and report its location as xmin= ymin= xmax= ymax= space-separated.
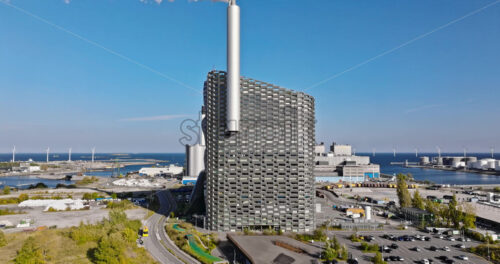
xmin=325 ymin=230 xmax=489 ymax=264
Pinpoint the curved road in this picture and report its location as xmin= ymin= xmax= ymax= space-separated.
xmin=144 ymin=190 xmax=200 ymax=264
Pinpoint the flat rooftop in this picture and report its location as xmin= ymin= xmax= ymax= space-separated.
xmin=228 ymin=235 xmax=320 ymax=264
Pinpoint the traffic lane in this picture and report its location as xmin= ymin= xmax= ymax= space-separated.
xmin=144 ymin=214 xmax=183 ymax=264
xmin=157 ymin=190 xmax=200 ymax=264
xmin=143 ymin=191 xmax=185 ymax=264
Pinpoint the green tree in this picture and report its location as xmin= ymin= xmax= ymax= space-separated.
xmin=2 ymin=186 xmax=11 ymax=195
xmin=14 ymin=237 xmax=46 ymax=264
xmin=448 ymin=195 xmax=461 ymax=228
xmin=461 ymin=203 xmax=476 ymax=229
xmin=313 ymin=228 xmax=327 ymax=241
xmin=111 ymin=193 xmax=118 ymax=199
xmin=396 ymin=174 xmax=411 ymax=208
xmin=322 ymin=242 xmax=336 ymax=261
xmin=332 ymin=235 xmax=340 ymax=252
xmin=372 ymin=251 xmax=386 ymax=264
xmin=340 ymin=244 xmax=349 ymax=260
xmin=0 ymin=230 xmax=7 ymax=247
xmin=91 ymin=233 xmax=126 ymax=264
xmin=412 ymin=189 xmax=425 ymax=210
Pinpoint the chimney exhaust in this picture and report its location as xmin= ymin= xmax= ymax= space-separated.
xmin=226 ymin=0 xmax=240 ymax=132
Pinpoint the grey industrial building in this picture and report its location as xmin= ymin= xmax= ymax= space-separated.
xmin=314 ymin=142 xmax=380 ymax=182
xmin=203 ymin=71 xmax=316 ymax=232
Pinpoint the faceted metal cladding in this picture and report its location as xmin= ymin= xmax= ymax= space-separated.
xmin=204 ymin=71 xmax=316 ymax=232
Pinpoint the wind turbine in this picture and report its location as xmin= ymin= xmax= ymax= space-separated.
xmin=91 ymin=147 xmax=96 ymax=163
xmin=393 ymin=148 xmax=396 ymax=158
xmin=12 ymin=146 xmax=16 ymax=162
xmin=353 ymin=148 xmax=356 ymax=156
xmin=415 ymin=148 xmax=418 ymax=157
xmin=46 ymin=147 xmax=50 ymax=163
xmin=68 ymin=148 xmax=72 ymax=162
xmin=491 ymin=147 xmax=495 ymax=158
xmin=436 ymin=146 xmax=441 ymax=158
xmin=372 ymin=148 xmax=376 ymax=157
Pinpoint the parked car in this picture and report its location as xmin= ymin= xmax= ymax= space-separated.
xmin=390 ymin=243 xmax=399 ymax=249
xmin=347 ymin=258 xmax=359 ymax=264
xmin=457 ymin=255 xmax=469 ymax=260
xmin=430 ymin=246 xmax=438 ymax=251
xmin=443 ymin=246 xmax=451 ymax=252
xmin=365 ymin=235 xmax=375 ymax=242
xmin=412 ymin=247 xmax=421 ymax=252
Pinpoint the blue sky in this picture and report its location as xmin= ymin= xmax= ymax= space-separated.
xmin=0 ymin=0 xmax=499 ymax=153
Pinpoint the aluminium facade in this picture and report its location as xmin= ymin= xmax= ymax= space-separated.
xmin=203 ymin=70 xmax=315 ymax=232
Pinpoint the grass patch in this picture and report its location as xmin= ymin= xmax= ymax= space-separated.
xmin=165 ymin=220 xmax=220 ymax=264
xmin=77 ymin=176 xmax=99 ymax=186
xmin=0 ymin=208 xmax=25 ymax=216
xmin=105 ymin=200 xmax=135 ymax=210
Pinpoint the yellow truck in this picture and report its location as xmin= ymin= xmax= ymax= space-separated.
xmin=141 ymin=227 xmax=149 ymax=237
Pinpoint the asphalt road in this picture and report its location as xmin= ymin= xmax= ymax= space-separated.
xmin=144 ymin=190 xmax=200 ymax=264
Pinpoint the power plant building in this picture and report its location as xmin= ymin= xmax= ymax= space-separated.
xmin=203 ymin=71 xmax=316 ymax=232
xmin=314 ymin=142 xmax=379 ymax=182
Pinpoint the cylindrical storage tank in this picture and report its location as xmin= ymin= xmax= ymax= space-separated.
xmin=365 ymin=206 xmax=372 ymax=220
xmin=451 ymin=157 xmax=463 ymax=168
xmin=436 ymin=157 xmax=444 ymax=165
xmin=487 ymin=160 xmax=496 ymax=169
xmin=420 ymin=156 xmax=430 ymax=165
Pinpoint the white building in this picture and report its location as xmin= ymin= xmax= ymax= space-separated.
xmin=139 ymin=165 xmax=183 ymax=177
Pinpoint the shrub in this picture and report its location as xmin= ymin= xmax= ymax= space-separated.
xmin=13 ymin=237 xmax=46 ymax=264
xmin=106 ymin=200 xmax=133 ymax=210
xmin=2 ymin=186 xmax=11 ymax=195
xmin=349 ymin=233 xmax=361 ymax=242
xmin=360 ymin=242 xmax=379 ymax=252
xmin=82 ymin=192 xmax=104 ymax=200
xmin=372 ymin=251 xmax=387 ymax=264
xmin=0 ymin=230 xmax=6 ymax=247
xmin=18 ymin=193 xmax=29 ymax=202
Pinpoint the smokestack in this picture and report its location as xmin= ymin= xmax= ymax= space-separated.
xmin=226 ymin=0 xmax=240 ymax=132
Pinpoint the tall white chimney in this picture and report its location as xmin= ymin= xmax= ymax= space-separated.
xmin=227 ymin=0 xmax=240 ymax=132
